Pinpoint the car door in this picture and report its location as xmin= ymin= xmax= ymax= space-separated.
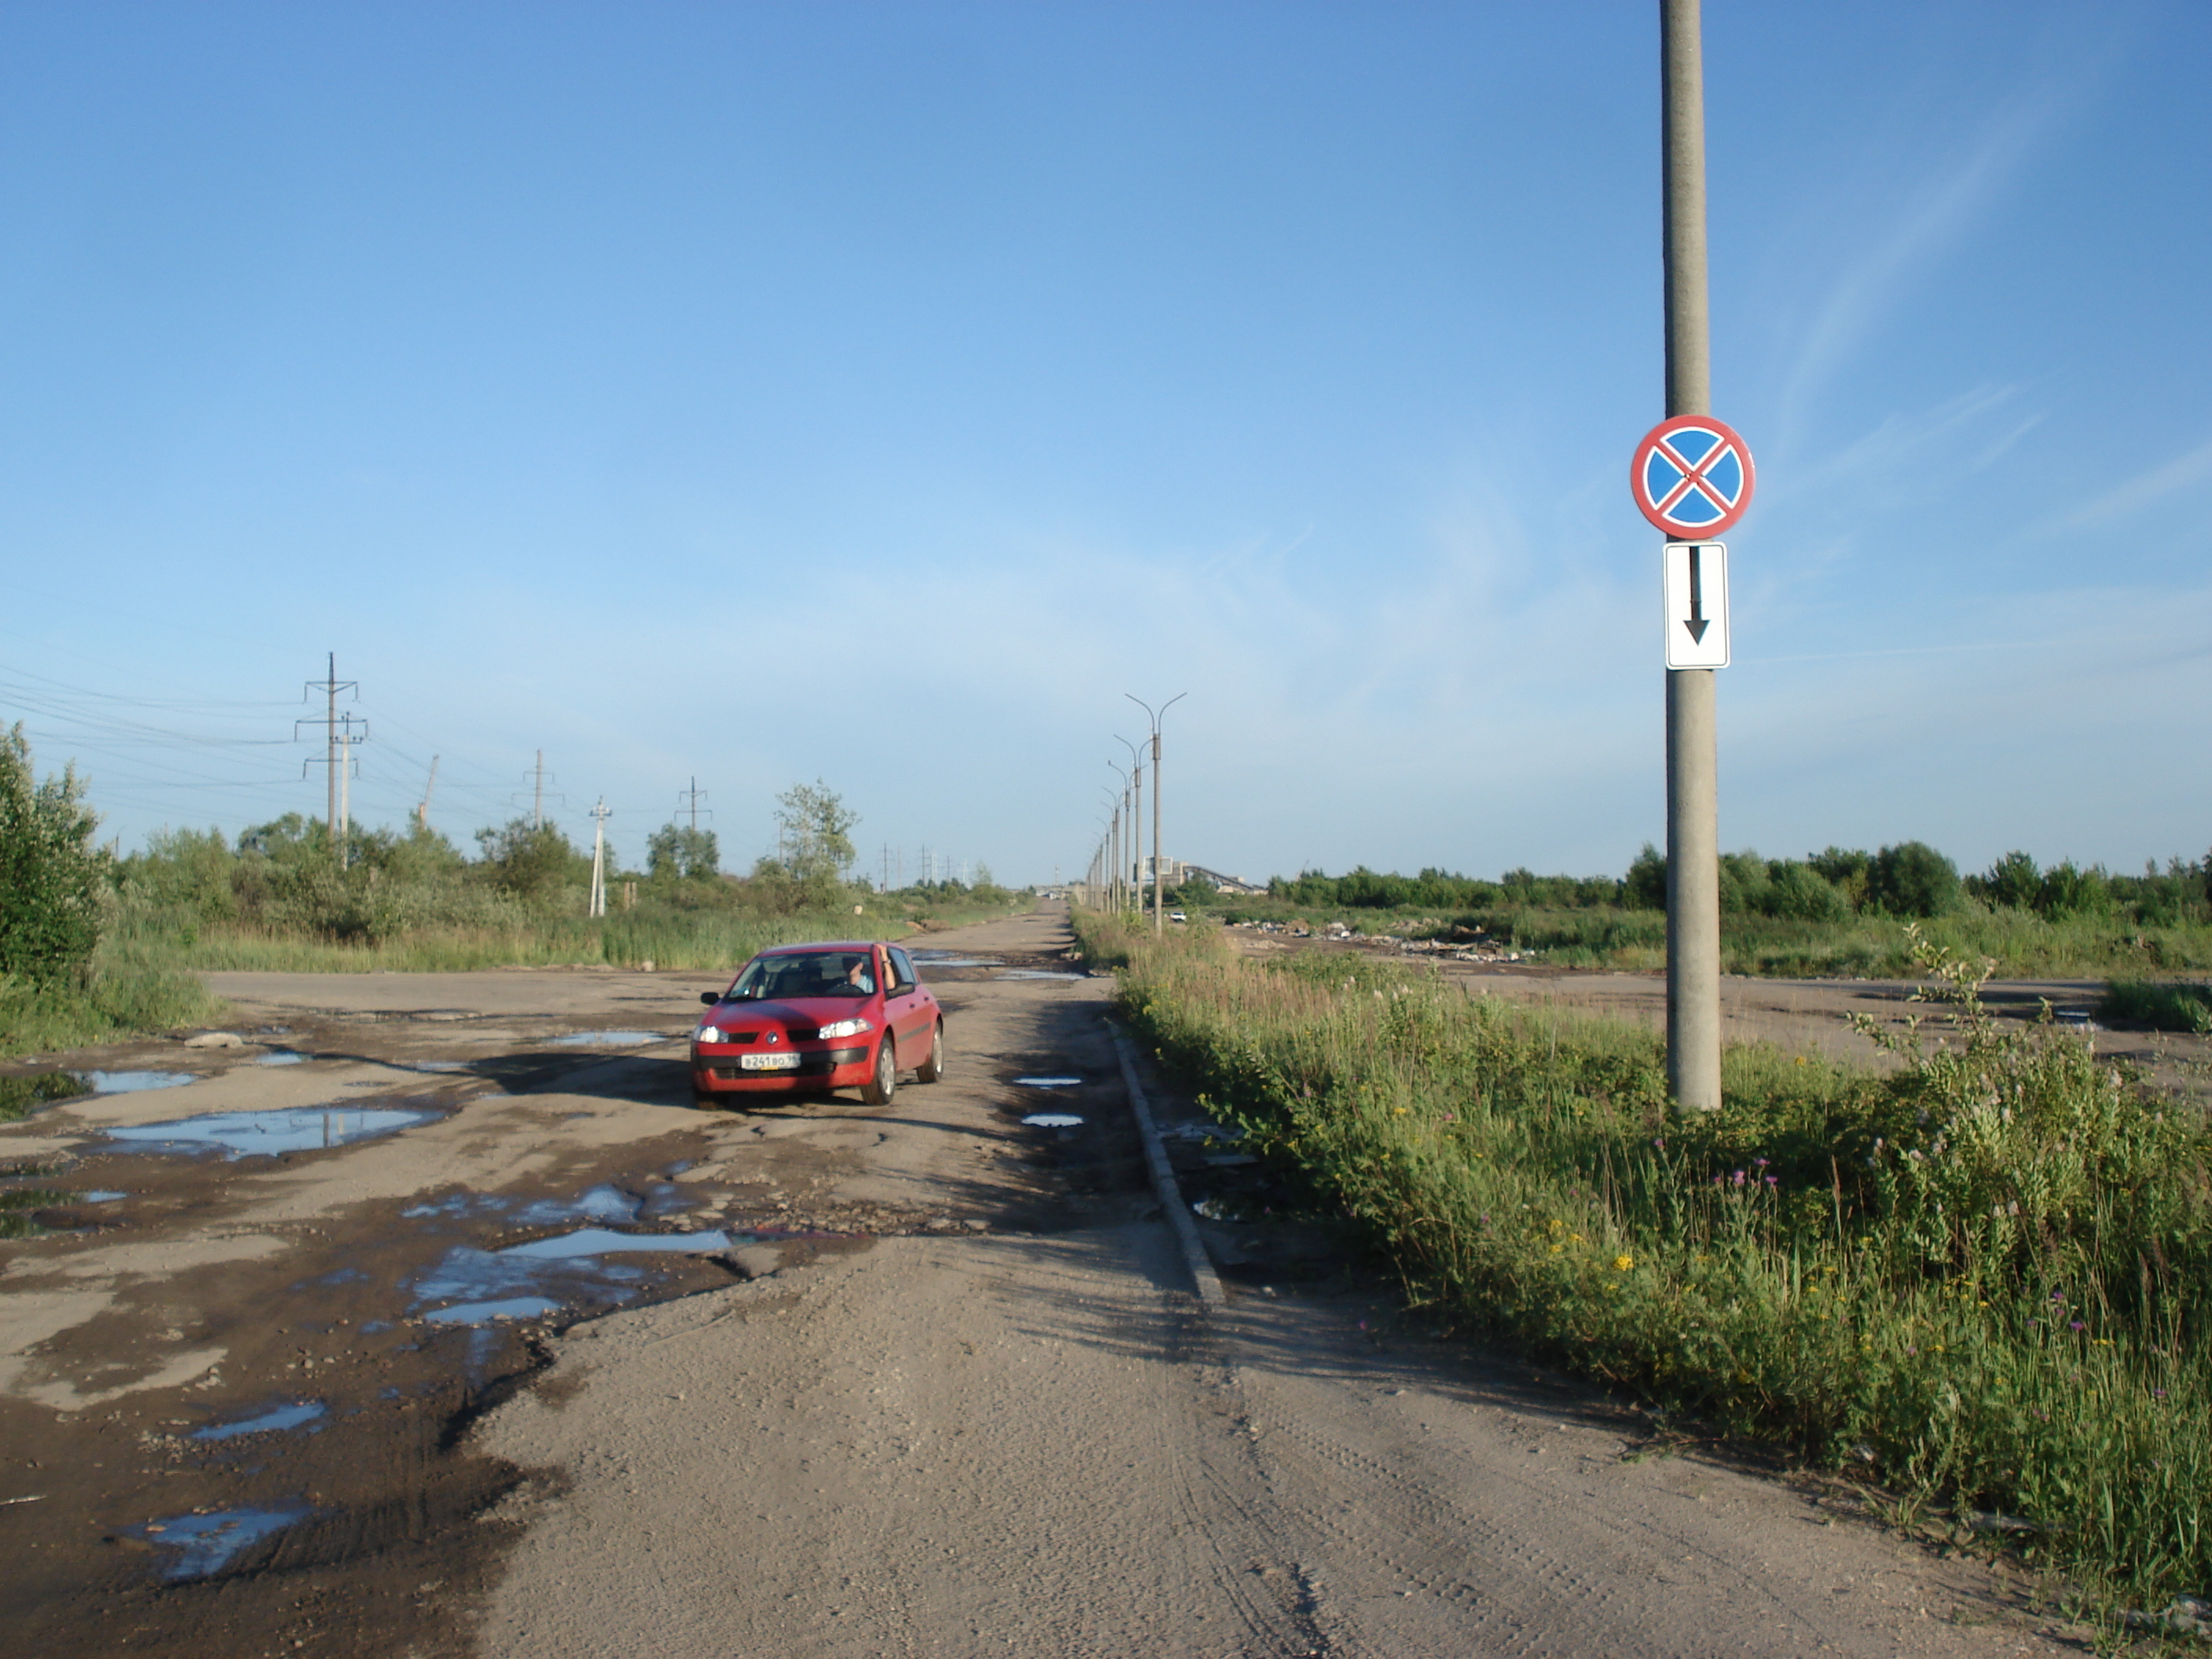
xmin=879 ymin=944 xmax=928 ymax=1064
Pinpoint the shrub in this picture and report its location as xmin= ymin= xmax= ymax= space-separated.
xmin=0 ymin=726 xmax=107 ymax=987
xmin=1866 ymin=840 xmax=1960 ymax=917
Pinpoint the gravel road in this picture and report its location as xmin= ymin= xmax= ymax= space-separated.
xmin=0 ymin=905 xmax=2082 ymax=1657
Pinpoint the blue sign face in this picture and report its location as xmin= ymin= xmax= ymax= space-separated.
xmin=1630 ymin=416 xmax=1756 ymax=537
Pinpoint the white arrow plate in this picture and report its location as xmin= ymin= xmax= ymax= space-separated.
xmin=1663 ymin=541 xmax=1730 ymax=669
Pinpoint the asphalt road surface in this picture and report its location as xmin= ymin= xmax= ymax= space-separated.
xmin=1 ymin=905 xmax=2078 ymax=1657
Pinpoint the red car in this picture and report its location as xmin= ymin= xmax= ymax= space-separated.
xmin=690 ymin=940 xmax=943 ymax=1108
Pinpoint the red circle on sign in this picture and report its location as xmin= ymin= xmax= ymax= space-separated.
xmin=1630 ymin=415 xmax=1756 ymax=537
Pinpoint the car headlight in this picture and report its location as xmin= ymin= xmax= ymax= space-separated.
xmin=815 ymin=1016 xmax=873 ymax=1039
xmin=696 ymin=1025 xmax=723 ymax=1044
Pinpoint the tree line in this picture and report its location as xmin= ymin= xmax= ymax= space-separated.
xmin=1258 ymin=840 xmax=2212 ymax=925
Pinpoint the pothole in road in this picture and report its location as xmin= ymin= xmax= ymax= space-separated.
xmin=103 ymin=1104 xmax=445 ymax=1159
xmin=411 ymin=1225 xmax=738 ymax=1326
xmin=255 ymin=1049 xmax=309 ymax=1067
xmin=1014 ymin=1075 xmax=1084 ymax=1087
xmin=546 ymin=1030 xmax=672 ymax=1047
xmin=998 ymin=970 xmax=1087 ymax=981
xmin=192 ymin=1401 xmax=328 ymax=1441
xmin=911 ymin=953 xmax=1002 ymax=969
xmin=1022 ymin=1114 xmax=1086 ymax=1129
xmin=127 ymin=1504 xmax=317 ymax=1580
xmin=78 ymin=1070 xmax=199 ymax=1095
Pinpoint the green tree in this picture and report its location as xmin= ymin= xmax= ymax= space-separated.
xmin=1979 ymin=850 xmax=2043 ymax=910
xmin=475 ymin=818 xmax=589 ymax=905
xmin=647 ymin=823 xmax=720 ymax=881
xmin=1623 ymin=844 xmax=1668 ymax=910
xmin=771 ymin=780 xmax=856 ymax=883
xmin=0 ymin=726 xmax=107 ymax=986
xmin=1866 ymin=840 xmax=1960 ymax=918
xmin=751 ymin=781 xmax=858 ymax=910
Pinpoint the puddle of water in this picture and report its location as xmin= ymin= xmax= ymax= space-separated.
xmin=1160 ymin=1122 xmax=1246 ymax=1143
xmin=255 ymin=1050 xmax=308 ymax=1067
xmin=363 ymin=1321 xmax=394 ymax=1335
xmin=426 ymin=1296 xmax=560 ymax=1326
xmin=104 ymin=1105 xmax=441 ymax=1160
xmin=410 ymin=1226 xmax=730 ymax=1325
xmin=407 ymin=1060 xmax=472 ymax=1074
xmin=1022 ymin=1113 xmax=1085 ymax=1128
xmin=547 ymin=1030 xmax=668 ymax=1047
xmin=1014 ymin=1076 xmax=1083 ymax=1088
xmin=192 ymin=1401 xmax=327 ymax=1441
xmin=519 ymin=1184 xmax=642 ymax=1225
xmin=910 ymin=955 xmax=1003 ymax=969
xmin=133 ymin=1505 xmax=315 ymax=1580
xmin=78 ymin=1070 xmax=198 ymax=1095
xmin=503 ymin=1227 xmax=733 ymax=1261
xmin=78 ymin=1190 xmax=127 ymax=1203
xmin=998 ymin=970 xmax=1088 ymax=981
xmin=403 ymin=1185 xmax=644 ymax=1225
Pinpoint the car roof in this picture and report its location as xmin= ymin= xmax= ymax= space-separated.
xmin=756 ymin=940 xmax=884 ymax=955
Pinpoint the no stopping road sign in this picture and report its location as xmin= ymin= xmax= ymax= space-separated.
xmin=1631 ymin=416 xmax=1756 ymax=538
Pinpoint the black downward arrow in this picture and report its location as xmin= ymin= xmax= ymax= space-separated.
xmin=1683 ymin=544 xmax=1710 ymax=643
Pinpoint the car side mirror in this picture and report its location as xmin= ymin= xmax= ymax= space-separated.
xmin=699 ymin=991 xmax=720 ymax=1006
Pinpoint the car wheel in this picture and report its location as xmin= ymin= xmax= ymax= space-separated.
xmin=916 ymin=1022 xmax=945 ymax=1083
xmin=860 ymin=1038 xmax=898 ymax=1106
xmin=690 ymin=1084 xmax=720 ymax=1110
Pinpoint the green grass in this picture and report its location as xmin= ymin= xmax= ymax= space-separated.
xmin=1187 ymin=891 xmax=2212 ymax=980
xmin=108 ymin=895 xmax=1030 ymax=977
xmin=2104 ymin=980 xmax=2212 ymax=1035
xmin=1084 ymin=910 xmax=2212 ymax=1615
xmin=0 ymin=958 xmax=225 ymax=1060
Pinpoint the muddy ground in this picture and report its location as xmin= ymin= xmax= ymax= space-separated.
xmin=1 ymin=906 xmax=2089 ymax=1657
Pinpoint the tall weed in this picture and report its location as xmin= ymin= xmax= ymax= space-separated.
xmin=1086 ymin=914 xmax=2212 ymax=1610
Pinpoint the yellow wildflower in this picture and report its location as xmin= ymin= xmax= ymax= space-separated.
xmin=1613 ymin=1254 xmax=1634 ymax=1272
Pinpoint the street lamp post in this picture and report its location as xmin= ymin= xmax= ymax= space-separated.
xmin=1126 ymin=692 xmax=1187 ymax=936
xmin=1113 ymin=735 xmax=1144 ymax=910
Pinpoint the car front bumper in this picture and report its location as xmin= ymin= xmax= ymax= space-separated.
xmin=691 ymin=1045 xmax=872 ymax=1093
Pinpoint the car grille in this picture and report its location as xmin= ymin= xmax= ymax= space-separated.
xmin=709 ymin=1046 xmax=866 ymax=1081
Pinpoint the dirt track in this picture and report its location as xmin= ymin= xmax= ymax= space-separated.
xmin=1 ymin=906 xmax=2085 ymax=1656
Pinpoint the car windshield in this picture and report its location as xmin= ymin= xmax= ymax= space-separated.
xmin=727 ymin=950 xmax=875 ymax=1001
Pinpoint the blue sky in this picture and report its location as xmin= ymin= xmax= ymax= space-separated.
xmin=1 ymin=1 xmax=2205 ymax=887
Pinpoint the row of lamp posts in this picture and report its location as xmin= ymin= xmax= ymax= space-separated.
xmin=1085 ymin=691 xmax=1185 ymax=934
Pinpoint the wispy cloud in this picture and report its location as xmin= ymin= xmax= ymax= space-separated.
xmin=1777 ymin=97 xmax=2060 ymax=442
xmin=2049 ymin=433 xmax=2212 ymax=533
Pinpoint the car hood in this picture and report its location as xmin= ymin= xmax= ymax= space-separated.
xmin=701 ymin=995 xmax=878 ymax=1031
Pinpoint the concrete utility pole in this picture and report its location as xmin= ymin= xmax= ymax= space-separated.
xmin=1127 ymin=692 xmax=1187 ymax=936
xmin=1661 ymin=0 xmax=1722 ymax=1111
xmin=588 ymin=798 xmax=611 ymax=917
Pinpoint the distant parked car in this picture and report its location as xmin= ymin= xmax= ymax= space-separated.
xmin=1170 ymin=910 xmax=1188 ymax=923
xmin=690 ymin=940 xmax=943 ymax=1109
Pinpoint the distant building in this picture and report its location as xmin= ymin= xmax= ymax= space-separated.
xmin=1158 ymin=860 xmax=1265 ymax=896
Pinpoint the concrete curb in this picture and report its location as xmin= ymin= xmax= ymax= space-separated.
xmin=1107 ymin=1021 xmax=1225 ymax=1311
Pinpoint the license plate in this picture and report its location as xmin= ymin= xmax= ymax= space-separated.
xmin=739 ymin=1052 xmax=801 ymax=1071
